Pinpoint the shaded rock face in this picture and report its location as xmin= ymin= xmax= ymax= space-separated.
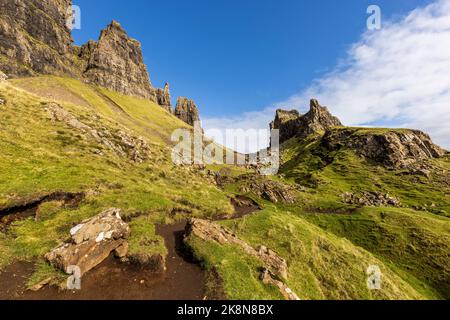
xmin=81 ymin=21 xmax=156 ymax=100
xmin=155 ymin=83 xmax=172 ymax=113
xmin=175 ymin=97 xmax=200 ymax=126
xmin=270 ymin=109 xmax=301 ymax=144
xmin=321 ymin=128 xmax=446 ymax=168
xmin=45 ymin=208 xmax=130 ymax=276
xmin=271 ymin=99 xmax=342 ymax=144
xmin=0 ymin=0 xmax=76 ymax=77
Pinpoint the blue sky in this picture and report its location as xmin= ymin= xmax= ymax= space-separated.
xmin=73 ymin=0 xmax=431 ymax=117
xmin=72 ymin=0 xmax=450 ymax=152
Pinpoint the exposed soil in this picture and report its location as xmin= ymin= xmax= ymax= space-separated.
xmin=0 ymin=192 xmax=85 ymax=230
xmin=0 ymin=222 xmax=206 ymax=300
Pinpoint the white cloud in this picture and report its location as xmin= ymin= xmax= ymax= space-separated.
xmin=203 ymin=0 xmax=450 ymax=152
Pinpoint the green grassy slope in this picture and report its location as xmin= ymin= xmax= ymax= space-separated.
xmin=0 ymin=77 xmax=233 ymax=273
xmin=0 ymin=76 xmax=448 ymax=300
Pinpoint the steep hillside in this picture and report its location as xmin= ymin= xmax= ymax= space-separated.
xmin=0 ymin=76 xmax=233 ymax=274
xmin=0 ymin=0 xmax=448 ymax=301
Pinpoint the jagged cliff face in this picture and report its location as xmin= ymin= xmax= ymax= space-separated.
xmin=0 ymin=1 xmax=163 ymax=102
xmin=0 ymin=0 xmax=77 ymax=76
xmin=81 ymin=21 xmax=156 ymax=101
xmin=272 ymin=99 xmax=342 ymax=143
xmin=175 ymin=97 xmax=200 ymax=126
xmin=298 ymin=99 xmax=342 ymax=136
xmin=270 ymin=109 xmax=301 ymax=143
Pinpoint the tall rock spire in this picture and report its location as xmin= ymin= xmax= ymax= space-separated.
xmin=175 ymin=97 xmax=201 ymax=126
xmin=81 ymin=21 xmax=156 ymax=100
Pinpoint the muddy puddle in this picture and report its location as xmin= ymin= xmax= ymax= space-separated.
xmin=0 ymin=222 xmax=205 ymax=300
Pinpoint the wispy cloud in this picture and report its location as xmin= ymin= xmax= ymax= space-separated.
xmin=203 ymin=0 xmax=450 ymax=152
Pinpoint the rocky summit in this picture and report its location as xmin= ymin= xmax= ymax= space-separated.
xmin=80 ymin=21 xmax=155 ymax=100
xmin=271 ymin=99 xmax=342 ymax=143
xmin=0 ymin=0 xmax=197 ymax=116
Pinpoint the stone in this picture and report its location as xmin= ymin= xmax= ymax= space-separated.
xmin=260 ymin=268 xmax=300 ymax=300
xmin=45 ymin=208 xmax=130 ymax=276
xmin=270 ymin=109 xmax=301 ymax=144
xmin=0 ymin=2 xmax=160 ymax=101
xmin=175 ymin=97 xmax=201 ymax=126
xmin=114 ymin=242 xmax=129 ymax=258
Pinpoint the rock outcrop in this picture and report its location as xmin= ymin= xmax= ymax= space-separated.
xmin=321 ymin=128 xmax=446 ymax=168
xmin=155 ymin=83 xmax=172 ymax=113
xmin=45 ymin=208 xmax=130 ymax=276
xmin=186 ymin=219 xmax=300 ymax=300
xmin=341 ymin=191 xmax=401 ymax=207
xmin=270 ymin=109 xmax=301 ymax=144
xmin=238 ymin=176 xmax=296 ymax=204
xmin=271 ymin=99 xmax=342 ymax=143
xmin=0 ymin=0 xmax=78 ymax=77
xmin=81 ymin=21 xmax=156 ymax=100
xmin=175 ymin=97 xmax=201 ymax=126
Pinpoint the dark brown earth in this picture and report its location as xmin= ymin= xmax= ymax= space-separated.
xmin=0 ymin=222 xmax=205 ymax=300
xmin=0 ymin=192 xmax=85 ymax=231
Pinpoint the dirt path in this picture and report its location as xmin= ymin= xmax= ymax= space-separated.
xmin=0 ymin=222 xmax=205 ymax=300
